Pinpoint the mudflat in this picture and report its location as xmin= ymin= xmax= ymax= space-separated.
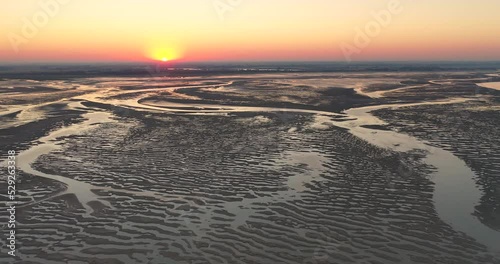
xmin=0 ymin=67 xmax=499 ymax=263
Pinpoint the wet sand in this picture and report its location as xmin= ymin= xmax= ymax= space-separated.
xmin=478 ymin=82 xmax=500 ymax=91
xmin=0 ymin=70 xmax=499 ymax=263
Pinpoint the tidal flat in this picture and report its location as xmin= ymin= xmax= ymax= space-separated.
xmin=0 ymin=66 xmax=499 ymax=263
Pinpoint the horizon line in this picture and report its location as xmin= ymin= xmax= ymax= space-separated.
xmin=2 ymin=60 xmax=500 ymax=66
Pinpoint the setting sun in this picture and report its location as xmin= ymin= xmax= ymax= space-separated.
xmin=2 ymin=1 xmax=500 ymax=62
xmin=146 ymin=43 xmax=183 ymax=62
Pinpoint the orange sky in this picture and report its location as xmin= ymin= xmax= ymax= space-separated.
xmin=1 ymin=0 xmax=500 ymax=63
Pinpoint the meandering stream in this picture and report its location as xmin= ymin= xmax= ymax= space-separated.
xmin=5 ymin=86 xmax=499 ymax=255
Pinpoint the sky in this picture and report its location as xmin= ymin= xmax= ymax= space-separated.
xmin=1 ymin=0 xmax=500 ymax=63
